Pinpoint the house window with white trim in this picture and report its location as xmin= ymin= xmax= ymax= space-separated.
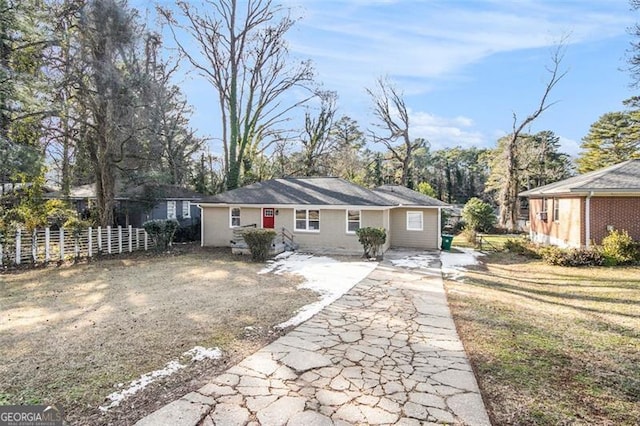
xmin=406 ymin=211 xmax=423 ymax=231
xmin=346 ymin=210 xmax=361 ymax=233
xmin=295 ymin=209 xmax=320 ymax=231
xmin=230 ymin=207 xmax=241 ymax=227
xmin=553 ymin=198 xmax=559 ymax=222
xmin=182 ymin=201 xmax=191 ymax=218
xmin=167 ymin=201 xmax=176 ymax=219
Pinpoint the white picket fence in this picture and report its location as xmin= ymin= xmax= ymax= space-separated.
xmin=0 ymin=226 xmax=153 ymax=266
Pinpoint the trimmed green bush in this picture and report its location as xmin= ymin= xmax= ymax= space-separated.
xmin=503 ymin=237 xmax=539 ymax=258
xmin=601 ymin=229 xmax=639 ymax=266
xmin=356 ymin=227 xmax=387 ymax=259
xmin=539 ymin=246 xmax=604 ymax=267
xmin=243 ymin=229 xmax=277 ymax=262
xmin=143 ymin=219 xmax=179 ymax=250
xmin=461 ymin=197 xmax=496 ymax=232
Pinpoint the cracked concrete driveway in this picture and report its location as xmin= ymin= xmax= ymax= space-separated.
xmin=135 ymin=251 xmax=490 ymax=425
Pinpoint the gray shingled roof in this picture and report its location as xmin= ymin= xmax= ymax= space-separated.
xmin=202 ymin=177 xmax=447 ymax=207
xmin=519 ymin=159 xmax=640 ymax=197
xmin=373 ymin=185 xmax=449 ymax=207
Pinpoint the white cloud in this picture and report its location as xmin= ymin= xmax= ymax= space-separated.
xmin=558 ymin=136 xmax=581 ymax=157
xmin=409 ymin=110 xmax=486 ymax=149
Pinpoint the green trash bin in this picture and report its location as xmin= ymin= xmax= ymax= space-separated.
xmin=441 ymin=234 xmax=453 ymax=251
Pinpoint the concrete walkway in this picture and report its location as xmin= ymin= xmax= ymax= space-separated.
xmin=135 ymin=253 xmax=491 ymax=426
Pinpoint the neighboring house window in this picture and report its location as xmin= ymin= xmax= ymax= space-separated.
xmin=295 ymin=209 xmax=320 ymax=231
xmin=553 ymin=198 xmax=559 ymax=222
xmin=346 ymin=210 xmax=361 ymax=233
xmin=182 ymin=201 xmax=191 ymax=218
xmin=230 ymin=207 xmax=241 ymax=227
xmin=406 ymin=211 xmax=423 ymax=231
xmin=167 ymin=201 xmax=176 ymax=219
xmin=539 ymin=198 xmax=549 ymax=221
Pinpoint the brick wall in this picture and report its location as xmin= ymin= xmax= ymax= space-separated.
xmin=589 ymin=197 xmax=640 ymax=244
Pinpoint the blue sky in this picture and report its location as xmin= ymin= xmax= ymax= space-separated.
xmin=141 ymin=0 xmax=637 ymax=157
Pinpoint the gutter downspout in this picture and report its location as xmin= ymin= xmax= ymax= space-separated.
xmin=585 ymin=192 xmax=593 ymax=248
xmin=198 ymin=204 xmax=204 ymax=247
xmin=437 ymin=207 xmax=443 ymax=249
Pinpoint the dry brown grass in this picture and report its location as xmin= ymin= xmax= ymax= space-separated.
xmin=0 ymin=246 xmax=316 ymax=424
xmin=445 ymin=252 xmax=640 ymax=425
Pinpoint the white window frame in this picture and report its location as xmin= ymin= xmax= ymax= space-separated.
xmin=553 ymin=198 xmax=559 ymax=222
xmin=406 ymin=211 xmax=423 ymax=231
xmin=295 ymin=209 xmax=320 ymax=232
xmin=230 ymin=207 xmax=241 ymax=228
xmin=346 ymin=209 xmax=361 ymax=234
xmin=167 ymin=201 xmax=176 ymax=219
xmin=182 ymin=201 xmax=191 ymax=219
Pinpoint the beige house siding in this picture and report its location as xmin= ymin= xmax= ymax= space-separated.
xmin=528 ymin=197 xmax=583 ymax=247
xmin=201 ymin=206 xmax=262 ymax=246
xmin=389 ymin=208 xmax=439 ymax=249
xmin=202 ymin=206 xmax=389 ymax=253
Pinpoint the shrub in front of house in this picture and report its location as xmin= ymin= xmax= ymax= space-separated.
xmin=461 ymin=197 xmax=495 ymax=233
xmin=356 ymin=227 xmax=387 ymax=260
xmin=503 ymin=236 xmax=540 ymax=258
xmin=539 ymin=246 xmax=604 ymax=267
xmin=242 ymin=229 xmax=277 ymax=262
xmin=143 ymin=219 xmax=179 ymax=250
xmin=600 ymin=229 xmax=639 ymax=266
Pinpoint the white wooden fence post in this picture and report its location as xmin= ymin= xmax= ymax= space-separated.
xmin=44 ymin=227 xmax=50 ymax=262
xmin=31 ymin=229 xmax=37 ymax=263
xmin=59 ymin=228 xmax=65 ymax=261
xmin=97 ymin=226 xmax=102 ymax=253
xmin=144 ymin=230 xmax=148 ymax=251
xmin=88 ymin=227 xmax=93 ymax=258
xmin=136 ymin=228 xmax=140 ymax=250
xmin=118 ymin=225 xmax=122 ymax=254
xmin=107 ymin=226 xmax=112 ymax=254
xmin=74 ymin=230 xmax=80 ymax=259
xmin=128 ymin=225 xmax=132 ymax=252
xmin=0 ymin=232 xmax=3 ymax=266
xmin=15 ymin=229 xmax=21 ymax=265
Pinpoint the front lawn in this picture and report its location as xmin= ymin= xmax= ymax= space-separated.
xmin=0 ymin=247 xmax=316 ymax=425
xmin=445 ymin=252 xmax=640 ymax=425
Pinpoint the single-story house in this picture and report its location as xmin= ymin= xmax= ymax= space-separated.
xmin=198 ymin=177 xmax=449 ymax=254
xmin=47 ymin=183 xmax=205 ymax=228
xmin=519 ymin=159 xmax=640 ymax=248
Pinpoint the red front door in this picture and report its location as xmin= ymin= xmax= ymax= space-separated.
xmin=263 ymin=208 xmax=275 ymax=229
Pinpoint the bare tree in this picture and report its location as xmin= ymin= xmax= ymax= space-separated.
xmin=367 ymin=77 xmax=423 ymax=186
xmin=498 ymin=43 xmax=567 ymax=231
xmin=298 ymin=91 xmax=337 ymax=176
xmin=159 ymin=0 xmax=314 ymax=189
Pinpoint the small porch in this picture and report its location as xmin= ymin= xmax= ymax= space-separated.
xmin=230 ymin=225 xmax=298 ymax=255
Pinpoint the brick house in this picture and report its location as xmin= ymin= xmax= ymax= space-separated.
xmin=519 ymin=159 xmax=640 ymax=248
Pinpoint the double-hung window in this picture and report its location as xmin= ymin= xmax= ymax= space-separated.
xmin=295 ymin=209 xmax=320 ymax=231
xmin=230 ymin=207 xmax=241 ymax=227
xmin=553 ymin=198 xmax=559 ymax=222
xmin=346 ymin=210 xmax=361 ymax=233
xmin=406 ymin=211 xmax=423 ymax=231
xmin=167 ymin=201 xmax=177 ymax=219
xmin=182 ymin=201 xmax=191 ymax=218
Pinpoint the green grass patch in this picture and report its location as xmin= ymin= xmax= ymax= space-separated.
xmin=445 ymin=253 xmax=640 ymax=425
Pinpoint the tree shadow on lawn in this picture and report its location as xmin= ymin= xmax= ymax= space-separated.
xmin=476 ymin=253 xmax=640 ymax=289
xmin=0 ymin=250 xmax=316 ymax=425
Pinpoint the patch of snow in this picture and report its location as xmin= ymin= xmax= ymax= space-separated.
xmin=440 ymin=248 xmax=484 ymax=280
xmin=261 ymin=253 xmax=378 ymax=329
xmin=184 ymin=346 xmax=222 ymax=362
xmin=99 ymin=346 xmax=221 ymax=412
xmin=389 ymin=253 xmax=440 ymax=272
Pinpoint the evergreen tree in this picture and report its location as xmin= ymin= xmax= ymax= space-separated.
xmin=576 ymin=111 xmax=640 ymax=173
